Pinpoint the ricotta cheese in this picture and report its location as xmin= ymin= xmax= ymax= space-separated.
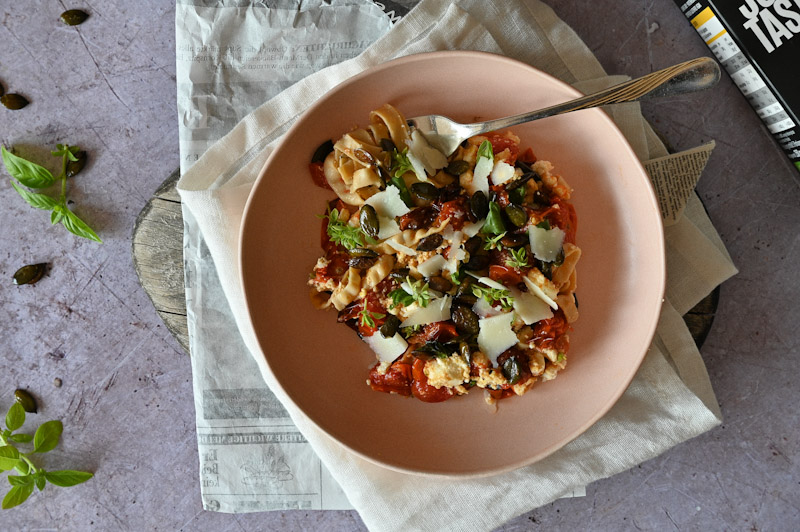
xmin=424 ymin=355 xmax=470 ymax=389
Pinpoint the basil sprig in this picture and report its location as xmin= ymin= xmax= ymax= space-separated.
xmin=2 ymin=145 xmax=101 ymax=242
xmin=0 ymin=401 xmax=93 ymax=509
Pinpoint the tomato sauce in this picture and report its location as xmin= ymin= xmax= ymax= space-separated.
xmin=411 ymin=358 xmax=454 ymax=403
xmin=369 ymin=361 xmax=412 ymax=396
xmin=531 ymin=310 xmax=570 ymax=351
xmin=309 ymin=162 xmax=332 ymax=190
xmin=485 ymin=133 xmax=520 ymax=164
xmin=436 ymin=197 xmax=469 ymax=230
xmin=542 ymin=199 xmax=577 ymax=245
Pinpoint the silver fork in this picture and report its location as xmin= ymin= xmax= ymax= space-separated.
xmin=407 ymin=56 xmax=720 ymax=156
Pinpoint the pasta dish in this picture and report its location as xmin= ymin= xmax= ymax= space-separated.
xmin=307 ymin=104 xmax=580 ymax=404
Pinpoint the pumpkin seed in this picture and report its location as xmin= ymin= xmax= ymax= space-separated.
xmin=60 ymin=9 xmax=89 ymax=26
xmin=459 ymin=341 xmax=473 ymax=366
xmin=463 ymin=253 xmax=489 ymax=271
xmin=66 ymin=150 xmax=87 ymax=177
xmin=348 ymin=247 xmax=378 ymax=259
xmin=13 ymin=263 xmax=48 ymax=285
xmin=380 ymin=138 xmax=396 ymax=153
xmin=464 ymin=235 xmax=482 ymax=256
xmin=427 ymin=275 xmax=451 ymax=293
xmin=445 ymin=160 xmax=469 ymax=176
xmin=500 ymin=232 xmax=528 ymax=248
xmin=354 ymin=148 xmax=374 ymax=165
xmin=501 ymin=357 xmax=522 ymax=385
xmin=310 ymin=139 xmax=333 ymax=163
xmin=416 ymin=233 xmax=443 ymax=252
xmin=14 ymin=389 xmax=37 ymax=413
xmin=359 ymin=204 xmax=380 ymax=240
xmin=379 ymin=315 xmax=400 ymax=338
xmin=505 ymin=204 xmax=527 ymax=227
xmin=348 ymin=256 xmax=378 ymax=269
xmin=1 ymin=93 xmax=29 ymax=110
xmin=451 ymin=305 xmax=479 ymax=335
xmin=410 ymin=182 xmax=439 ymax=204
xmin=469 ymin=191 xmax=488 ymax=220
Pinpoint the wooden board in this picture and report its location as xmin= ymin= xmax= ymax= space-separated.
xmin=131 ymin=170 xmax=718 ymax=355
xmin=131 ymin=169 xmax=190 ymax=353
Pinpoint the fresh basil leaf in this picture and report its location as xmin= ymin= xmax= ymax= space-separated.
xmin=10 ymin=181 xmax=59 ymax=211
xmin=414 ymin=341 xmax=458 ymax=358
xmin=7 ymin=475 xmax=32 ymax=487
xmin=1 ymin=146 xmax=55 ymax=188
xmin=51 ymin=207 xmax=64 ymax=225
xmin=536 ymin=219 xmax=551 ymax=230
xmin=2 ymin=483 xmax=34 ymax=509
xmin=34 ymin=474 xmax=45 ymax=491
xmin=5 ymin=402 xmax=25 ymax=432
xmin=482 ymin=201 xmax=506 ymax=235
xmin=44 ymin=470 xmax=93 ymax=487
xmin=14 ymin=461 xmax=30 ymax=475
xmin=60 ymin=208 xmax=102 ymax=243
xmin=8 ymin=433 xmax=33 ymax=444
xmin=33 ymin=420 xmax=63 ymax=454
xmin=477 ymin=140 xmax=493 ymax=161
xmin=0 ymin=446 xmax=20 ymax=471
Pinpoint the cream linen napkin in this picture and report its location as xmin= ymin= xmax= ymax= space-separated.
xmin=177 ymin=0 xmax=737 ymax=530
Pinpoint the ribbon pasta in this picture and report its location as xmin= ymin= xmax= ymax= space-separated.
xmin=307 ymin=104 xmax=581 ymax=405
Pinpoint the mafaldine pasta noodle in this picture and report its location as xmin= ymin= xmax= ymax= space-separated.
xmin=307 ymin=104 xmax=580 ymax=404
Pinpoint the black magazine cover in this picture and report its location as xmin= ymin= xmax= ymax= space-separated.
xmin=675 ymin=0 xmax=800 ymax=175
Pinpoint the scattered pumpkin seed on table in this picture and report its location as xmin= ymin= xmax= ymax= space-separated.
xmin=12 ymin=263 xmax=48 ymax=285
xmin=60 ymin=9 xmax=89 ymax=26
xmin=1 ymin=93 xmax=29 ymax=110
xmin=14 ymin=389 xmax=38 ymax=413
xmin=66 ymin=150 xmax=88 ymax=177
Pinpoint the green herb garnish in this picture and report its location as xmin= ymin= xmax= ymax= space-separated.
xmin=320 ymin=208 xmax=370 ymax=250
xmin=400 ymin=324 xmax=424 ymax=338
xmin=2 ymin=145 xmax=101 ymax=242
xmin=359 ymin=308 xmax=385 ymax=328
xmin=388 ymin=276 xmax=430 ymax=308
xmin=414 ymin=340 xmax=458 ymax=359
xmin=484 ymin=232 xmax=506 ymax=250
xmin=505 ymin=247 xmax=530 ymax=269
xmin=390 ymin=148 xmax=415 ymax=178
xmin=477 ymin=139 xmax=493 ymax=161
xmin=482 ymin=201 xmax=506 ymax=235
xmin=471 ymin=283 xmax=514 ymax=310
xmin=0 ymin=401 xmax=93 ymax=509
xmin=536 ymin=219 xmax=551 ymax=230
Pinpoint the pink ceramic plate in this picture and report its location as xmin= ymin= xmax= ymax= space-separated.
xmin=240 ymin=51 xmax=665 ymax=477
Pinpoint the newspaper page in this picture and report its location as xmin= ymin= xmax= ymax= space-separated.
xmin=175 ymin=0 xmax=406 ymax=512
xmin=645 ymin=141 xmax=715 ymax=225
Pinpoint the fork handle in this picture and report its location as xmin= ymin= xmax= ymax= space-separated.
xmin=469 ymin=57 xmax=720 ymax=135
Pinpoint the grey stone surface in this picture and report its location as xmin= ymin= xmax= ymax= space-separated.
xmin=0 ymin=1 xmax=797 ymax=530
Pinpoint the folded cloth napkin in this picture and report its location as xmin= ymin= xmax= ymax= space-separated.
xmin=177 ymin=0 xmax=738 ymax=529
